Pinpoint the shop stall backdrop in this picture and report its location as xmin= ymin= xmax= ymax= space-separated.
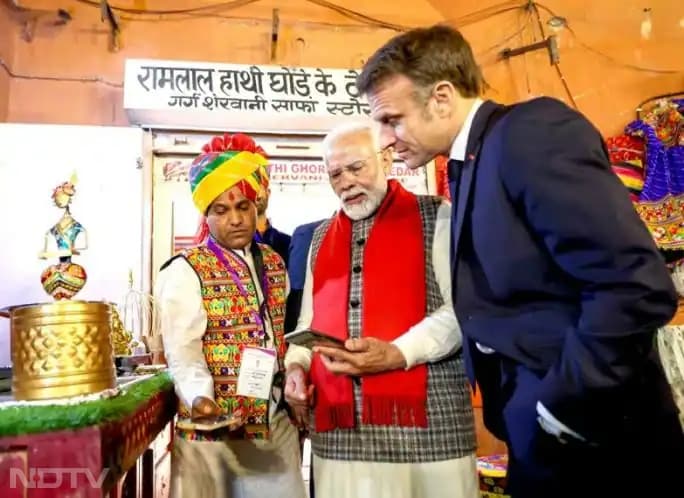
xmin=0 ymin=124 xmax=145 ymax=367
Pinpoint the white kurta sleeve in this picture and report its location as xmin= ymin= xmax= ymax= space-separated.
xmin=392 ymin=200 xmax=463 ymax=369
xmin=155 ymin=257 xmax=214 ymax=409
xmin=284 ymin=246 xmax=314 ymax=372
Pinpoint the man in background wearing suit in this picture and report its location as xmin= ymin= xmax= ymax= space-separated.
xmin=358 ymin=24 xmax=684 ymax=498
xmin=286 ymin=218 xmax=326 ymax=498
xmin=254 ymin=165 xmax=291 ymax=264
xmin=286 ymin=219 xmax=326 ymax=333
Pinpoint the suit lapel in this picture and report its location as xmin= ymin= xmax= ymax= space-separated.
xmin=450 ymin=100 xmax=503 ymax=264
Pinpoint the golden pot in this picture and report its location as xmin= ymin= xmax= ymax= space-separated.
xmin=0 ymin=300 xmax=116 ymax=400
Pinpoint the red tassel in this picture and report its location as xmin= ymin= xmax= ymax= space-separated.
xmin=315 ymin=405 xmax=355 ymax=432
xmin=193 ymin=216 xmax=210 ymax=245
xmin=362 ymin=396 xmax=428 ymax=427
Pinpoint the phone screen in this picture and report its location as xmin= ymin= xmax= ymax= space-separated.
xmin=284 ymin=329 xmax=345 ymax=350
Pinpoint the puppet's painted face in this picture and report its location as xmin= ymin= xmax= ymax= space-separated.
xmin=52 ymin=182 xmax=75 ymax=209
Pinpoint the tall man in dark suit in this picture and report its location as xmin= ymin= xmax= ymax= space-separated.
xmin=357 ymin=24 xmax=684 ymax=498
xmin=285 ymin=218 xmax=326 ymax=498
xmin=286 ymin=219 xmax=326 ymax=332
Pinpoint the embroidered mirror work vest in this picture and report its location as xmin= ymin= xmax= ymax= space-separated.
xmin=177 ymin=243 xmax=287 ymax=441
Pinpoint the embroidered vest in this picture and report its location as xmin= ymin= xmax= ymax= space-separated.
xmin=175 ymin=242 xmax=287 ymax=441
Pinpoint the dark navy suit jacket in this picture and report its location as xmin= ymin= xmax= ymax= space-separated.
xmin=257 ymin=223 xmax=291 ymax=266
xmin=285 ymin=219 xmax=326 ymax=333
xmin=449 ymin=97 xmax=679 ymax=444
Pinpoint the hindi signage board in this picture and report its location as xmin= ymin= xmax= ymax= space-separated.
xmin=123 ymin=59 xmax=373 ymax=132
xmin=160 ymin=157 xmax=427 ymax=190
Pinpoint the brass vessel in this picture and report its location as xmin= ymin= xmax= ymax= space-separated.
xmin=1 ymin=300 xmax=116 ymax=400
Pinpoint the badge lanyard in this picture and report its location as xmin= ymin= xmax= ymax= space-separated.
xmin=207 ymin=238 xmax=270 ymax=344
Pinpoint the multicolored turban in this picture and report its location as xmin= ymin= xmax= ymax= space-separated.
xmin=256 ymin=163 xmax=271 ymax=190
xmin=188 ymin=133 xmax=268 ymax=214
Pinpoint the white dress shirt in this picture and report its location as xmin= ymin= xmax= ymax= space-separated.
xmin=155 ymin=246 xmax=289 ymax=420
xmin=284 ymin=200 xmax=462 ymax=371
xmin=450 ymin=98 xmax=484 ymax=161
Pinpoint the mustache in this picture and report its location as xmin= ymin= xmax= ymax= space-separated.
xmin=341 ymin=187 xmax=369 ymax=202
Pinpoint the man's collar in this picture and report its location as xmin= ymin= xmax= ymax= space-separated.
xmin=449 ymin=98 xmax=484 ymax=161
xmin=209 ymin=235 xmax=252 ymax=257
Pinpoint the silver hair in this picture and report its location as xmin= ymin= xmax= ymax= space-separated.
xmin=321 ymin=121 xmax=380 ymax=163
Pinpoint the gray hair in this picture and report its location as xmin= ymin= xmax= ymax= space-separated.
xmin=322 ymin=122 xmax=380 ymax=164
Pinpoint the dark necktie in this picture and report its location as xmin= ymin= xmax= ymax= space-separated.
xmin=447 ymin=158 xmax=463 ymax=178
xmin=447 ymin=158 xmax=463 ymax=206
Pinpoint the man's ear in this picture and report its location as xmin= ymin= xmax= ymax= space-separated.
xmin=431 ymin=80 xmax=457 ymax=118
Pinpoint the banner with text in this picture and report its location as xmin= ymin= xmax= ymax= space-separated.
xmin=123 ymin=59 xmax=373 ymax=130
xmin=161 ymin=157 xmax=426 ymax=190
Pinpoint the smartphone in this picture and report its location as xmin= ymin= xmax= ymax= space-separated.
xmin=284 ymin=329 xmax=345 ymax=350
xmin=176 ymin=414 xmax=242 ymax=432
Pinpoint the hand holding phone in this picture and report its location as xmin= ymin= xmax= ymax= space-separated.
xmin=181 ymin=396 xmax=245 ymax=433
xmin=284 ymin=329 xmax=345 ymax=350
xmin=176 ymin=414 xmax=244 ymax=432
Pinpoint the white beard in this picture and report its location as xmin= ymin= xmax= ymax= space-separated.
xmin=340 ymin=184 xmax=387 ymax=221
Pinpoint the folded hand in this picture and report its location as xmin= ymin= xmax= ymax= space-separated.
xmin=284 ymin=363 xmax=315 ymax=428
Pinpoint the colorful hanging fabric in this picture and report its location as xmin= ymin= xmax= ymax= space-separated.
xmin=605 ymin=134 xmax=645 ymax=201
xmin=625 ymin=100 xmax=684 ymax=250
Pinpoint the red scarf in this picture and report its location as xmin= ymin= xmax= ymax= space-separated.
xmin=310 ymin=180 xmax=428 ymax=431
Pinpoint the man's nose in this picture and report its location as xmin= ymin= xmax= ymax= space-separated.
xmin=227 ymin=211 xmax=242 ymax=226
xmin=338 ymin=175 xmax=355 ymax=193
xmin=379 ymin=125 xmax=396 ymax=150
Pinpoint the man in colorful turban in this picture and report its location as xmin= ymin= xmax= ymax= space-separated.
xmin=253 ymin=162 xmax=292 ymax=264
xmin=155 ymin=133 xmax=307 ymax=498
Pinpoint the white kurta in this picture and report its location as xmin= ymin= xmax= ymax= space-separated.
xmin=156 ymin=247 xmax=307 ymax=498
xmin=285 ymin=201 xmax=479 ymax=498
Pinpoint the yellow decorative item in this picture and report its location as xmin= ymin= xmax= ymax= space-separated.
xmin=39 ymin=175 xmax=88 ymax=261
xmin=39 ymin=175 xmax=89 ymax=300
xmin=111 ymin=305 xmax=137 ymax=356
xmin=1 ymin=300 xmax=116 ymax=401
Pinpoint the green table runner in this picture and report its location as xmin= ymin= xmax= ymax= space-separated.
xmin=0 ymin=372 xmax=173 ymax=437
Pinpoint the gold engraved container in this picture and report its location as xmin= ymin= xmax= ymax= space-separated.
xmin=2 ymin=300 xmax=116 ymax=400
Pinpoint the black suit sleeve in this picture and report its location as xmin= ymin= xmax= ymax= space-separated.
xmin=499 ymin=98 xmax=677 ymax=441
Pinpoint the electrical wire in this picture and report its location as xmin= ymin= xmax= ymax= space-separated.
xmin=447 ymin=1 xmax=525 ymax=28
xmin=477 ymin=11 xmax=532 ymax=57
xmin=534 ymin=2 xmax=683 ymax=75
xmin=0 ymin=1 xmax=556 ymax=92
xmin=72 ymin=0 xmax=529 ymax=33
xmin=303 ymin=0 xmax=408 ymax=31
xmin=530 ymin=2 xmax=578 ymax=109
xmin=0 ymin=58 xmax=123 ymax=88
xmin=521 ymin=5 xmax=534 ymax=95
xmin=73 ymin=0 xmax=260 ymax=15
